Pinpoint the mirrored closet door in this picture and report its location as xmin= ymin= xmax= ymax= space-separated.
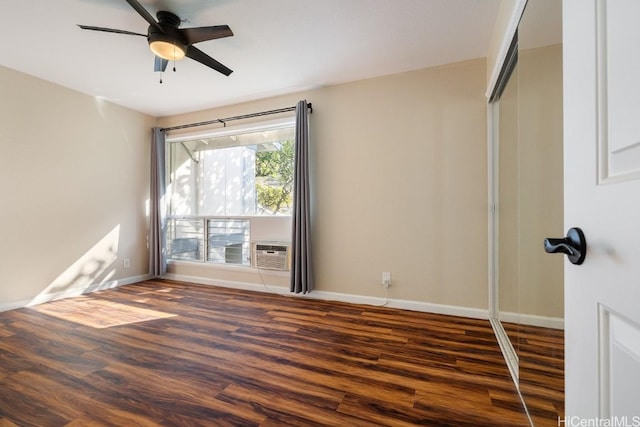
xmin=490 ymin=0 xmax=564 ymax=424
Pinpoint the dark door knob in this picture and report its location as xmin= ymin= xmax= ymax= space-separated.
xmin=544 ymin=227 xmax=587 ymax=265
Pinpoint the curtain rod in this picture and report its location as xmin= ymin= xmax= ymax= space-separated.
xmin=161 ymin=102 xmax=312 ymax=133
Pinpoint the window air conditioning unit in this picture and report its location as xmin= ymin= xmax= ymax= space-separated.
xmin=252 ymin=242 xmax=290 ymax=271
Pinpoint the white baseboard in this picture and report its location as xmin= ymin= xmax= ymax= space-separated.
xmin=499 ymin=311 xmax=564 ymax=330
xmin=0 ymin=298 xmax=31 ymax=313
xmin=0 ymin=274 xmax=153 ymax=312
xmin=163 ymin=273 xmax=489 ymax=320
xmin=163 ymin=273 xmax=278 ymax=294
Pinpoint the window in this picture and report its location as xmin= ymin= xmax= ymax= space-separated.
xmin=166 ymin=119 xmax=294 ymax=265
xmin=166 ymin=217 xmax=251 ymax=266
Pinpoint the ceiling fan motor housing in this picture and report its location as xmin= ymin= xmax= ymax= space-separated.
xmin=156 ymin=11 xmax=181 ymax=27
xmin=147 ymin=11 xmax=187 ymax=60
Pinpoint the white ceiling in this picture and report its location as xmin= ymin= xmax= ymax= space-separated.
xmin=1 ymin=0 xmax=502 ymax=117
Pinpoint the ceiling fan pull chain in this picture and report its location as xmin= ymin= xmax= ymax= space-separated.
xmin=159 ymin=71 xmax=163 ymax=84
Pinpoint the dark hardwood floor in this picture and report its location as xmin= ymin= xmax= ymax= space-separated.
xmin=0 ymin=280 xmax=541 ymax=426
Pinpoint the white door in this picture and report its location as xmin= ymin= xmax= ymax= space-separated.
xmin=564 ymin=0 xmax=640 ymax=419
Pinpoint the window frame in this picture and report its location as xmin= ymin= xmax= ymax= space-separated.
xmin=165 ymin=116 xmax=295 ymax=267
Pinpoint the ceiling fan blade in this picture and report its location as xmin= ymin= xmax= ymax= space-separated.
xmin=154 ymin=56 xmax=169 ymax=72
xmin=78 ymin=25 xmax=146 ymax=37
xmin=125 ymin=0 xmax=163 ymax=33
xmin=186 ymin=46 xmax=232 ymax=76
xmin=180 ymin=25 xmax=234 ymax=45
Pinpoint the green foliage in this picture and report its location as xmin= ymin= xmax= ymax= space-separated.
xmin=255 ymin=140 xmax=294 ymax=214
xmin=256 ymin=184 xmax=292 ymax=214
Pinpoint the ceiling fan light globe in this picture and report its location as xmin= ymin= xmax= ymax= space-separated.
xmin=150 ymin=40 xmax=186 ymax=61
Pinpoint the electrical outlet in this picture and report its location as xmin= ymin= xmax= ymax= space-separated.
xmin=124 ymin=258 xmax=131 ymax=269
xmin=382 ymin=272 xmax=391 ymax=288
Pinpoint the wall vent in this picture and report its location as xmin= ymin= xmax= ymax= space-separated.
xmin=252 ymin=242 xmax=290 ymax=271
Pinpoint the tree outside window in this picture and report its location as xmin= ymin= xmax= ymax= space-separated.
xmin=256 ymin=140 xmax=294 ymax=215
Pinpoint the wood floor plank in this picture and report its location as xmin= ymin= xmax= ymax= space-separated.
xmin=0 ymin=335 xmax=106 ymax=379
xmin=0 ymin=279 xmax=561 ymax=426
xmin=412 ymin=387 xmax=529 ymax=427
xmin=218 ymin=383 xmax=372 ymax=427
xmin=3 ymin=368 xmax=165 ymax=427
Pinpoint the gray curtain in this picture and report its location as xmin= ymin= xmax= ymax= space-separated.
xmin=149 ymin=127 xmax=167 ymax=277
xmin=290 ymin=101 xmax=313 ymax=294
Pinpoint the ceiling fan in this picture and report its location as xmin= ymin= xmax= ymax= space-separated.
xmin=78 ymin=0 xmax=233 ymax=77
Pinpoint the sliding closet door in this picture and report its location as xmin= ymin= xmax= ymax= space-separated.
xmin=516 ymin=0 xmax=564 ymax=420
xmin=492 ymin=1 xmax=564 ymax=423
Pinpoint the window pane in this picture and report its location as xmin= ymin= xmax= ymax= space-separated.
xmin=201 ymin=146 xmax=257 ymax=216
xmin=207 ymin=219 xmax=250 ymax=266
xmin=167 ymin=218 xmax=204 ymax=261
xmin=168 ymin=124 xmax=295 ymax=217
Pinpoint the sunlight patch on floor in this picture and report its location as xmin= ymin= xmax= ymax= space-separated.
xmin=31 ymin=297 xmax=176 ymax=329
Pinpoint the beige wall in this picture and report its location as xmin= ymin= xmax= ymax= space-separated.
xmin=0 ymin=65 xmax=154 ymax=309
xmin=0 ymin=58 xmax=489 ymax=312
xmin=160 ymin=58 xmax=489 ymax=310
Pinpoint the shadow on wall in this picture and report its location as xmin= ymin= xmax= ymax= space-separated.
xmin=27 ymin=225 xmax=122 ymax=306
